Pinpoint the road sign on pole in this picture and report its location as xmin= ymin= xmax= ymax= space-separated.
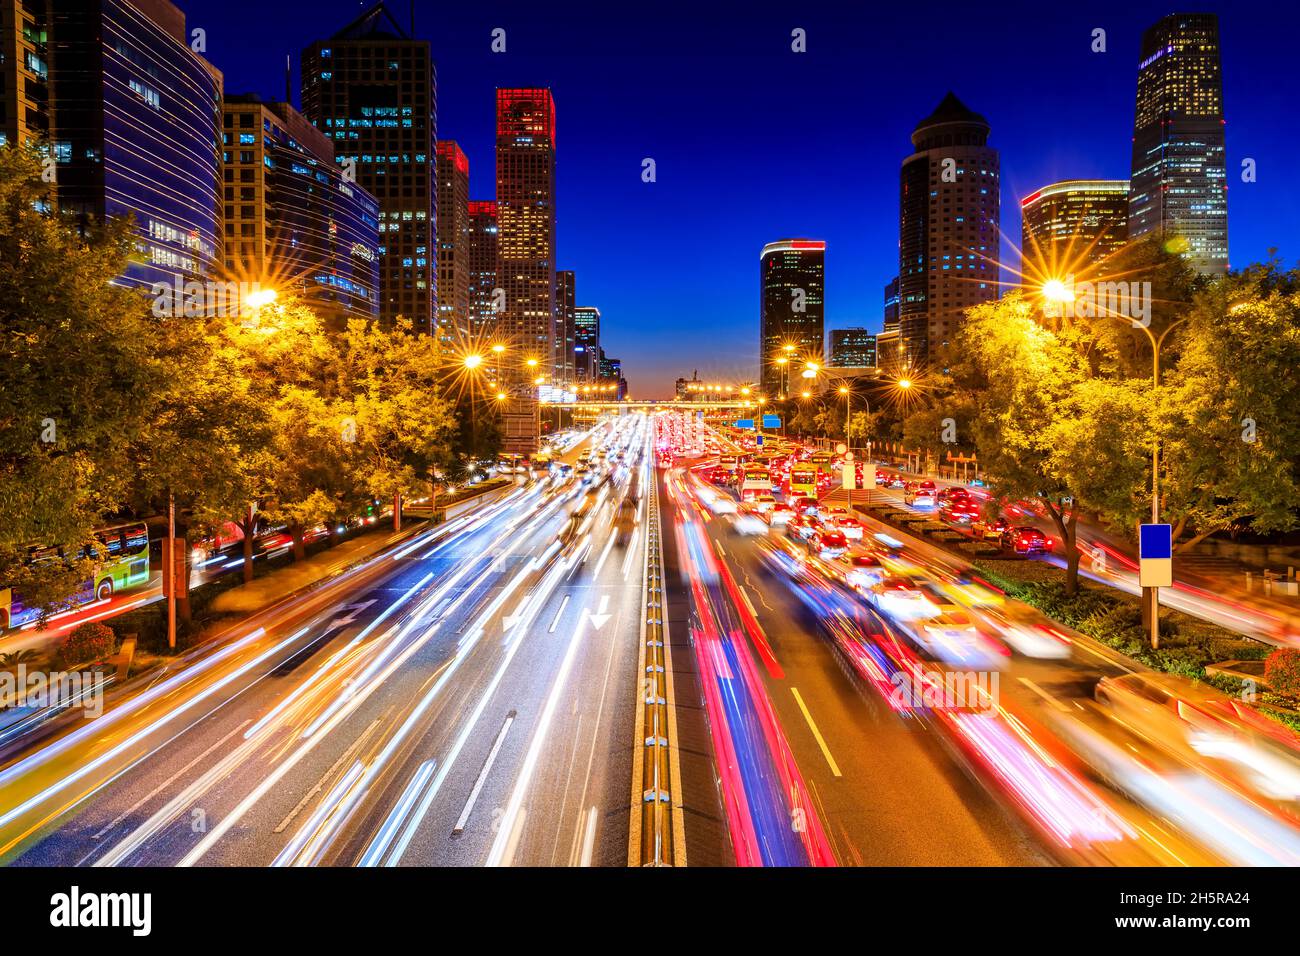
xmin=1138 ymin=523 xmax=1173 ymax=587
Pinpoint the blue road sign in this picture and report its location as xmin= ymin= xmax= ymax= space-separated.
xmin=734 ymin=419 xmax=755 ymax=429
xmin=1139 ymin=523 xmax=1172 ymax=559
xmin=1139 ymin=523 xmax=1173 ymax=587
xmin=756 ymin=435 xmax=764 ymax=447
xmin=762 ymin=414 xmax=781 ymax=429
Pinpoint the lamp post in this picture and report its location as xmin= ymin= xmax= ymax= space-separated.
xmin=1041 ymin=279 xmax=1187 ymax=649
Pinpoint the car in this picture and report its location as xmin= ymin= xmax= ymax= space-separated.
xmin=709 ymin=467 xmax=730 ymax=484
xmin=939 ymin=498 xmax=980 ymax=524
xmin=841 ymin=550 xmax=886 ymax=590
xmin=792 ymin=497 xmax=821 ymax=517
xmin=807 ymin=529 xmax=848 ymax=560
xmin=1002 ymin=526 xmax=1052 ymax=555
xmin=786 ymin=514 xmax=820 ymax=541
xmin=749 ymin=495 xmax=777 ymax=515
xmin=903 ymin=483 xmax=936 ymax=508
xmin=733 ymin=513 xmax=768 ymax=536
xmin=971 ymin=516 xmax=1008 ymax=540
xmin=767 ymin=502 xmax=794 ymax=526
xmin=868 ymin=575 xmax=933 ymax=619
xmin=936 ymin=486 xmax=969 ymax=506
xmin=833 ymin=515 xmax=865 ymax=540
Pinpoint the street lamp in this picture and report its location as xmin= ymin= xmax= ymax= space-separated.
xmin=245 ymin=287 xmax=278 ymax=310
xmin=463 ymin=353 xmax=484 ymax=370
xmin=1037 ymin=279 xmax=1187 ymax=648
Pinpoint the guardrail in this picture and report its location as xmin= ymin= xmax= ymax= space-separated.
xmin=631 ymin=465 xmax=684 ymax=866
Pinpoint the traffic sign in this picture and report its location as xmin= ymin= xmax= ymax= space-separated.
xmin=762 ymin=414 xmax=781 ymax=429
xmin=1138 ymin=523 xmax=1173 ymax=587
xmin=734 ymin=419 xmax=755 ymax=429
xmin=756 ymin=435 xmax=764 ymax=447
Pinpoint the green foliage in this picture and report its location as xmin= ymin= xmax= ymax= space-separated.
xmin=56 ymin=621 xmax=116 ymax=668
xmin=0 ymin=147 xmax=160 ymax=607
xmin=1265 ymin=648 xmax=1300 ymax=698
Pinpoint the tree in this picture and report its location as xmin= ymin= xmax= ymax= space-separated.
xmin=959 ymin=294 xmax=1096 ymax=594
xmin=255 ymin=385 xmax=354 ymax=561
xmin=336 ymin=318 xmax=457 ymax=531
xmin=1159 ymin=262 xmax=1300 ymax=551
xmin=0 ymin=147 xmax=164 ymax=613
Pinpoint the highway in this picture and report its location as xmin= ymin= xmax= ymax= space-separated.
xmin=653 ymin=413 xmax=1300 ymax=867
xmin=0 ymin=417 xmax=651 ymax=868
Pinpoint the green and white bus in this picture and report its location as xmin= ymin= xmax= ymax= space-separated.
xmin=0 ymin=521 xmax=151 ymax=630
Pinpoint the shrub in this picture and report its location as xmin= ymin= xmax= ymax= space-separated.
xmin=1265 ymin=648 xmax=1300 ymax=698
xmin=56 ymin=622 xmax=116 ymax=668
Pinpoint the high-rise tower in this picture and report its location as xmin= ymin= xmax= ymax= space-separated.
xmin=1129 ymin=13 xmax=1228 ymax=275
xmin=898 ymin=92 xmax=1000 ymax=371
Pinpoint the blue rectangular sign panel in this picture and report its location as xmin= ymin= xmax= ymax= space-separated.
xmin=762 ymin=415 xmax=781 ymax=429
xmin=734 ymin=419 xmax=755 ymax=429
xmin=756 ymin=435 xmax=764 ymax=447
xmin=1139 ymin=523 xmax=1172 ymax=560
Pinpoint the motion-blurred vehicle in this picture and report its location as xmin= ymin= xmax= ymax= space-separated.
xmin=767 ymin=502 xmax=794 ymax=526
xmin=614 ymin=497 xmax=636 ymax=545
xmin=1002 ymin=526 xmax=1052 ymax=555
xmin=936 ymin=486 xmax=968 ymax=506
xmin=792 ymin=496 xmax=820 ymax=517
xmin=1095 ymin=673 xmax=1300 ymax=801
xmin=903 ymin=482 xmax=936 ymax=508
xmin=833 ymin=515 xmax=864 ymax=540
xmin=733 ymin=513 xmax=768 ymax=536
xmin=749 ymin=495 xmax=777 ymax=515
xmin=867 ymin=575 xmax=932 ymax=619
xmin=786 ymin=514 xmax=820 ymax=541
xmin=939 ymin=497 xmax=981 ymax=524
xmin=841 ymin=550 xmax=886 ymax=591
xmin=971 ymin=515 xmax=1008 ymax=540
xmin=807 ymin=529 xmax=848 ymax=560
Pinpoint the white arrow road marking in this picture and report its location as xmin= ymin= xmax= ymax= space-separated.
xmin=330 ymin=599 xmax=377 ymax=627
xmin=589 ymin=594 xmax=612 ymax=630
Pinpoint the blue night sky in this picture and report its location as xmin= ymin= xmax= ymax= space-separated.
xmin=183 ymin=0 xmax=1299 ymax=397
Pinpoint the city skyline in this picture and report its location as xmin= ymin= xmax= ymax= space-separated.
xmin=177 ymin=0 xmax=1300 ymax=397
xmin=3 ymin=0 xmax=1300 ymax=895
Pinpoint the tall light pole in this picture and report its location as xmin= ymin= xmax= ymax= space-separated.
xmin=1041 ymin=279 xmax=1188 ymax=649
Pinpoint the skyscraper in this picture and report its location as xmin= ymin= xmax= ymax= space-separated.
xmin=1129 ymin=13 xmax=1228 ymax=276
xmin=759 ymin=238 xmax=825 ymax=398
xmin=1021 ymin=180 xmax=1129 ymax=279
xmin=466 ymin=199 xmax=498 ymax=342
xmin=435 ymin=140 xmax=470 ymax=353
xmin=554 ymin=269 xmax=575 ymax=384
xmin=301 ymin=2 xmax=437 ymax=331
xmin=574 ymin=305 xmax=600 ymax=382
xmin=495 ymin=88 xmax=556 ymax=378
xmin=898 ymin=92 xmax=1000 ymax=371
xmin=0 ymin=0 xmax=51 ymax=149
xmin=221 ymin=94 xmax=380 ymax=326
xmin=829 ymin=328 xmax=876 ymax=369
xmin=883 ymin=276 xmax=900 ymax=331
xmin=49 ymin=0 xmax=223 ymax=294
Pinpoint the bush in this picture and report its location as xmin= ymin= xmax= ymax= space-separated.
xmin=1265 ymin=648 xmax=1300 ymax=697
xmin=56 ymin=622 xmax=116 ymax=668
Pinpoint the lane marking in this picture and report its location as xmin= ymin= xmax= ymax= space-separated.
xmin=548 ymin=594 xmax=571 ymax=634
xmin=790 ymin=687 xmax=842 ymax=778
xmin=453 ymin=711 xmax=516 ymax=836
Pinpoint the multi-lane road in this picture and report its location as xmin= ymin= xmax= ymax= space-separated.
xmin=0 ymin=416 xmax=652 ymax=868
xmin=4 ymin=409 xmax=1298 ymax=869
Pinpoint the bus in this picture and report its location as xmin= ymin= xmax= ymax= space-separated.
xmin=0 ymin=521 xmax=151 ymax=630
xmin=739 ymin=466 xmax=772 ymax=501
xmin=786 ymin=464 xmax=819 ymax=499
